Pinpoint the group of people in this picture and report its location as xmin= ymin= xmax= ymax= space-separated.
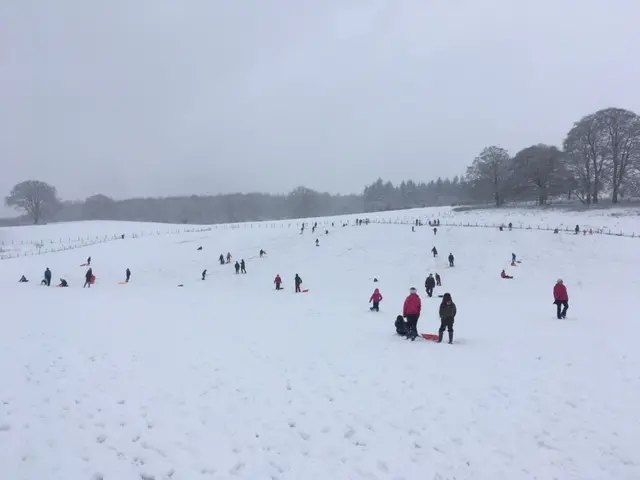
xmin=19 ymin=256 xmax=132 ymax=288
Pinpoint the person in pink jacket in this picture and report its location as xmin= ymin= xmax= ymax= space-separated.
xmin=369 ymin=288 xmax=383 ymax=311
xmin=403 ymin=287 xmax=422 ymax=340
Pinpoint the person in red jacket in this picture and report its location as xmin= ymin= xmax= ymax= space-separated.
xmin=369 ymin=288 xmax=383 ymax=311
xmin=553 ymin=279 xmax=569 ymax=319
xmin=274 ymin=274 xmax=282 ymax=290
xmin=403 ymin=287 xmax=422 ymax=341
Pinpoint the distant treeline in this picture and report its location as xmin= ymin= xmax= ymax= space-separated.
xmin=3 ymin=106 xmax=640 ymax=226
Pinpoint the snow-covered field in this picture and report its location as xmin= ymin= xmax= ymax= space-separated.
xmin=1 ymin=208 xmax=640 ymax=479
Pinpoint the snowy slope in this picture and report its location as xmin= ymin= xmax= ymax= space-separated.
xmin=1 ymin=215 xmax=640 ymax=479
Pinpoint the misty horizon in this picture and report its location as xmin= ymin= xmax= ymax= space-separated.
xmin=2 ymin=0 xmax=640 ymax=217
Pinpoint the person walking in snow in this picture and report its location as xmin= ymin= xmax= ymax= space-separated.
xmin=435 ymin=273 xmax=441 ymax=286
xmin=274 ymin=274 xmax=282 ymax=290
xmin=202 ymin=269 xmax=207 ymax=280
xmin=259 ymin=249 xmax=266 ymax=258
xmin=438 ymin=293 xmax=457 ymax=344
xmin=227 ymin=252 xmax=232 ymax=264
xmin=448 ymin=253 xmax=455 ymax=267
xmin=433 ymin=227 xmax=437 ymax=235
xmin=425 ymin=274 xmax=436 ymax=297
xmin=44 ymin=267 xmax=52 ymax=286
xmin=512 ymin=253 xmax=516 ymax=264
xmin=431 ymin=246 xmax=438 ymax=257
xmin=219 ymin=254 xmax=225 ymax=265
xmin=369 ymin=288 xmax=383 ymax=311
xmin=240 ymin=259 xmax=246 ymax=274
xmin=294 ymin=274 xmax=303 ymax=293
xmin=553 ymin=279 xmax=569 ymax=319
xmin=234 ymin=261 xmax=240 ymax=274
xmin=126 ymin=268 xmax=131 ymax=283
xmin=87 ymin=256 xmax=91 ymax=266
xmin=84 ymin=267 xmax=93 ymax=288
xmin=402 ymin=287 xmax=422 ymax=341
xmin=315 ymin=239 xmax=319 ymax=247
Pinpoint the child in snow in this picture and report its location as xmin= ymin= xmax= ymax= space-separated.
xmin=501 ymin=269 xmax=513 ymax=279
xmin=553 ymin=279 xmax=569 ymax=319
xmin=438 ymin=293 xmax=457 ymax=344
xmin=274 ymin=274 xmax=282 ymax=290
xmin=369 ymin=288 xmax=383 ymax=311
xmin=395 ymin=315 xmax=408 ymax=336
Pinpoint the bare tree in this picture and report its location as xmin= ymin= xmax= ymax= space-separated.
xmin=5 ymin=180 xmax=59 ymax=224
xmin=511 ymin=144 xmax=570 ymax=204
xmin=465 ymin=146 xmax=511 ymax=206
xmin=597 ymin=108 xmax=640 ymax=203
xmin=563 ymin=113 xmax=609 ymax=204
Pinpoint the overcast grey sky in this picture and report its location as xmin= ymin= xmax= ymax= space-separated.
xmin=2 ymin=0 xmax=639 ymax=214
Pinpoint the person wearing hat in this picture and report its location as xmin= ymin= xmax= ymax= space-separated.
xmin=438 ymin=293 xmax=457 ymax=344
xmin=553 ymin=279 xmax=569 ymax=319
xmin=402 ymin=287 xmax=422 ymax=341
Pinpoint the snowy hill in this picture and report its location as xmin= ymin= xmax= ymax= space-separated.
xmin=1 ymin=207 xmax=639 ymax=479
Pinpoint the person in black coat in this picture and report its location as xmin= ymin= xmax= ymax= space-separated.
xmin=395 ymin=315 xmax=408 ymax=336
xmin=438 ymin=293 xmax=457 ymax=344
xmin=84 ymin=268 xmax=93 ymax=288
xmin=425 ymin=274 xmax=436 ymax=297
xmin=126 ymin=268 xmax=131 ymax=283
xmin=44 ymin=267 xmax=52 ymax=286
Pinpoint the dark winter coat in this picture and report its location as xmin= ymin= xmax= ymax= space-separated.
xmin=44 ymin=269 xmax=51 ymax=280
xmin=295 ymin=275 xmax=302 ymax=286
xmin=425 ymin=276 xmax=435 ymax=288
xmin=439 ymin=301 xmax=457 ymax=319
xmin=85 ymin=268 xmax=93 ymax=280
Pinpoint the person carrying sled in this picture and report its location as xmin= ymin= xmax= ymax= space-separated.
xmin=553 ymin=279 xmax=569 ymax=319
xmin=448 ymin=253 xmax=455 ymax=267
xmin=44 ymin=267 xmax=52 ymax=286
xmin=83 ymin=267 xmax=93 ymax=288
xmin=438 ymin=293 xmax=457 ymax=344
xmin=240 ymin=259 xmax=246 ymax=274
xmin=501 ymin=269 xmax=513 ymax=279
xmin=234 ymin=261 xmax=240 ymax=274
xmin=435 ymin=273 xmax=441 ymax=286
xmin=369 ymin=288 xmax=383 ymax=311
xmin=395 ymin=315 xmax=409 ymax=336
xmin=294 ymin=274 xmax=303 ymax=293
xmin=431 ymin=246 xmax=438 ymax=257
xmin=402 ymin=287 xmax=422 ymax=341
xmin=202 ymin=269 xmax=207 ymax=280
xmin=274 ymin=274 xmax=282 ymax=290
xmin=425 ymin=274 xmax=436 ymax=297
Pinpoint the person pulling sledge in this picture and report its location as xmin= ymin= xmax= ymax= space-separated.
xmin=369 ymin=288 xmax=383 ymax=311
xmin=553 ymin=279 xmax=569 ymax=319
xmin=395 ymin=315 xmax=408 ymax=336
xmin=84 ymin=268 xmax=93 ymax=288
xmin=425 ymin=274 xmax=436 ymax=297
xmin=438 ymin=292 xmax=457 ymax=344
xmin=501 ymin=269 xmax=513 ymax=279
xmin=274 ymin=274 xmax=282 ymax=290
xmin=234 ymin=261 xmax=240 ymax=274
xmin=402 ymin=287 xmax=422 ymax=341
xmin=448 ymin=253 xmax=455 ymax=267
xmin=294 ymin=274 xmax=303 ymax=293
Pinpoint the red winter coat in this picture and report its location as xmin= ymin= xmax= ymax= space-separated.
xmin=370 ymin=289 xmax=383 ymax=303
xmin=553 ymin=283 xmax=568 ymax=302
xmin=274 ymin=275 xmax=282 ymax=285
xmin=403 ymin=293 xmax=422 ymax=316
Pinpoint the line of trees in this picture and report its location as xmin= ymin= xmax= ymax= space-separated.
xmin=4 ymin=106 xmax=639 ymax=225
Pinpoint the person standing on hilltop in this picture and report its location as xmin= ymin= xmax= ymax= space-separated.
xmin=553 ymin=279 xmax=569 ymax=319
xmin=403 ymin=287 xmax=422 ymax=341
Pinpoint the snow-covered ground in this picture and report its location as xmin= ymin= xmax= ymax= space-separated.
xmin=1 ymin=210 xmax=640 ymax=479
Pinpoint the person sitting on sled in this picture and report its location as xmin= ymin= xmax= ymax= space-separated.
xmin=18 ymin=275 xmax=28 ymax=282
xmin=58 ymin=278 xmax=68 ymax=287
xmin=369 ymin=288 xmax=383 ymax=311
xmin=395 ymin=315 xmax=408 ymax=336
xmin=501 ymin=269 xmax=513 ymax=279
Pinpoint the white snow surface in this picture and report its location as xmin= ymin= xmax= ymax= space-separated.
xmin=1 ymin=207 xmax=640 ymax=479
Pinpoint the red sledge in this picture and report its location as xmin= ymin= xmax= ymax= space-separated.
xmin=422 ymin=334 xmax=439 ymax=342
xmin=90 ymin=275 xmax=96 ymax=285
